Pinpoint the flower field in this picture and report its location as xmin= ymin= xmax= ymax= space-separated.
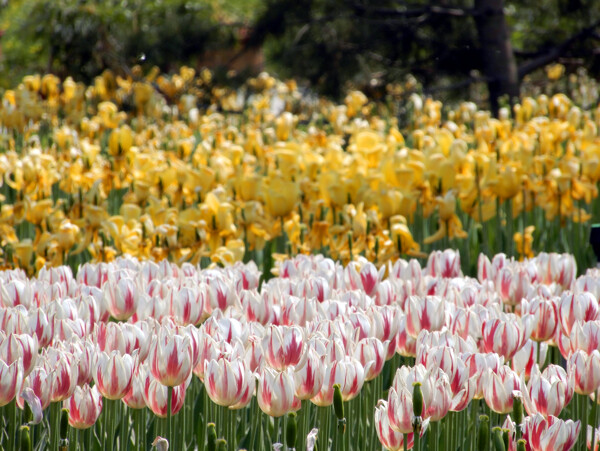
xmin=1 ymin=67 xmax=600 ymax=450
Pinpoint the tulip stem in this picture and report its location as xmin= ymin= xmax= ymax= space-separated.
xmin=403 ymin=433 xmax=408 ymax=451
xmin=506 ymin=199 xmax=513 ymax=257
xmin=593 ymin=389 xmax=599 ymax=451
xmin=51 ymin=402 xmax=60 ymax=451
xmin=581 ymin=393 xmax=589 ymax=451
xmin=7 ymin=399 xmax=16 ymax=451
xmin=167 ymin=386 xmax=173 ymax=447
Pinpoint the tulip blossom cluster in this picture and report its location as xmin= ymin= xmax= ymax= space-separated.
xmin=0 ymin=249 xmax=593 ymax=450
xmin=0 ymin=68 xmax=599 ymax=280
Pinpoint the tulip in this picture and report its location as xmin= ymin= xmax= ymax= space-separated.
xmin=375 ymin=400 xmax=414 ymax=451
xmin=95 ymin=322 xmax=130 ymax=355
xmin=123 ymin=364 xmax=148 ymax=410
xmin=536 ymin=252 xmax=576 ymax=289
xmin=521 ymin=364 xmax=573 ymax=418
xmin=346 ymin=261 xmax=383 ymax=296
xmin=421 ymin=345 xmax=474 ymax=411
xmin=477 ymin=253 xmax=507 ymax=283
xmin=49 ymin=352 xmax=79 ymax=403
xmin=148 ymin=328 xmax=193 ymax=387
xmin=353 ymin=337 xmax=386 ymax=381
xmin=143 ymin=372 xmax=186 ymax=418
xmin=64 ymin=384 xmax=103 ymax=429
xmin=481 ymin=314 xmax=532 ymax=361
xmin=20 ymin=388 xmax=43 ymax=425
xmin=18 ymin=366 xmax=52 ymax=411
xmin=152 ymin=436 xmax=169 ymax=451
xmin=523 ymin=297 xmax=558 ymax=342
xmin=387 ymin=386 xmax=414 ymax=434
xmin=0 ymin=358 xmax=22 ymax=406
xmin=396 ymin=316 xmax=417 ymax=357
xmin=368 ymin=305 xmax=401 ymax=359
xmin=0 ymin=333 xmax=37 ymax=377
xmin=558 ymin=292 xmax=599 ymax=336
xmin=496 ymin=266 xmax=530 ymax=306
xmin=405 ymin=295 xmax=446 ymax=339
xmin=257 ymin=367 xmax=301 ymax=417
xmin=207 ymin=276 xmax=237 ymax=313
xmin=390 ymin=364 xmax=451 ymax=421
xmin=93 ymin=350 xmax=136 ymax=400
xmin=425 ymin=249 xmax=462 ymax=278
xmin=262 ymin=325 xmax=304 ymax=371
xmin=569 ymin=320 xmax=600 ymax=355
xmin=568 ymin=349 xmax=600 ymax=395
xmin=587 ymin=425 xmax=600 ymax=451
xmin=193 ymin=334 xmax=221 ymax=381
xmin=512 ymin=340 xmax=548 ymax=381
xmin=311 ymin=357 xmax=366 ymax=406
xmin=0 ymin=279 xmax=32 ymax=308
xmin=27 ymin=308 xmax=54 ymax=348
xmin=521 ymin=414 xmax=580 ymax=451
xmin=103 ymin=275 xmax=138 ymax=320
xmin=68 ymin=339 xmax=95 ymax=386
xmin=204 ymin=358 xmax=254 ymax=408
xmin=294 ymin=346 xmax=325 ymax=400
xmin=483 ymin=365 xmax=521 ymax=414
xmin=241 ymin=290 xmax=272 ymax=325
xmin=464 ymin=352 xmax=504 ymax=399
xmin=263 ymin=176 xmax=298 ymax=218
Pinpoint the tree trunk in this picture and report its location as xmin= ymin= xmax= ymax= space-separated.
xmin=474 ymin=0 xmax=520 ymax=115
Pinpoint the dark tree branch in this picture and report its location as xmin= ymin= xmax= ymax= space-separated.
xmin=351 ymin=2 xmax=481 ymax=18
xmin=424 ymin=74 xmax=491 ymax=95
xmin=518 ymin=19 xmax=600 ymax=78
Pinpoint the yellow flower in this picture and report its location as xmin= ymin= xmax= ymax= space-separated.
xmin=55 ymin=219 xmax=80 ymax=253
xmin=211 ymin=239 xmax=245 ymax=266
xmin=97 ymin=102 xmax=124 ymax=129
xmin=26 ymin=199 xmax=53 ymax=227
xmin=546 ymin=63 xmax=565 ymax=81
xmin=14 ymin=239 xmax=34 ymax=271
xmin=389 ymin=216 xmax=426 ymax=257
xmin=514 ymin=226 xmax=535 ymax=260
xmin=263 ymin=177 xmax=299 ymax=218
xmin=108 ymin=125 xmax=134 ymax=156
xmin=424 ymin=191 xmax=468 ymax=244
xmin=489 ymin=165 xmax=521 ymax=200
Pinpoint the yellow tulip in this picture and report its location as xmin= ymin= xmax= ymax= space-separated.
xmin=389 ymin=216 xmax=425 ymax=257
xmin=108 ymin=125 xmax=134 ymax=156
xmin=514 ymin=226 xmax=535 ymax=260
xmin=263 ymin=177 xmax=299 ymax=218
xmin=55 ymin=219 xmax=80 ymax=252
xmin=26 ymin=199 xmax=53 ymax=227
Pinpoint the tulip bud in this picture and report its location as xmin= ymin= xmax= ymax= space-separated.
xmin=20 ymin=425 xmax=31 ymax=451
xmin=24 ymin=400 xmax=33 ymax=424
xmin=502 ymin=429 xmax=510 ymax=451
xmin=516 ymin=439 xmax=526 ymax=451
xmin=286 ymin=412 xmax=297 ymax=449
xmin=412 ymin=382 xmax=423 ymax=418
xmin=207 ymin=423 xmax=217 ymax=451
xmin=60 ymin=408 xmax=69 ymax=441
xmin=513 ymin=393 xmax=523 ymax=427
xmin=216 ymin=438 xmax=227 ymax=451
xmin=333 ymin=384 xmax=344 ymax=420
xmin=492 ymin=427 xmax=505 ymax=451
xmin=478 ymin=415 xmax=490 ymax=451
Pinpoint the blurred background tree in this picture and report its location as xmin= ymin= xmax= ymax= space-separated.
xmin=0 ymin=0 xmax=599 ymax=112
xmin=251 ymin=0 xmax=600 ymax=111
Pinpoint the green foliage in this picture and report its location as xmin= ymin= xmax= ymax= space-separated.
xmin=255 ymin=0 xmax=600 ymax=99
xmin=0 ymin=0 xmax=236 ymax=88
